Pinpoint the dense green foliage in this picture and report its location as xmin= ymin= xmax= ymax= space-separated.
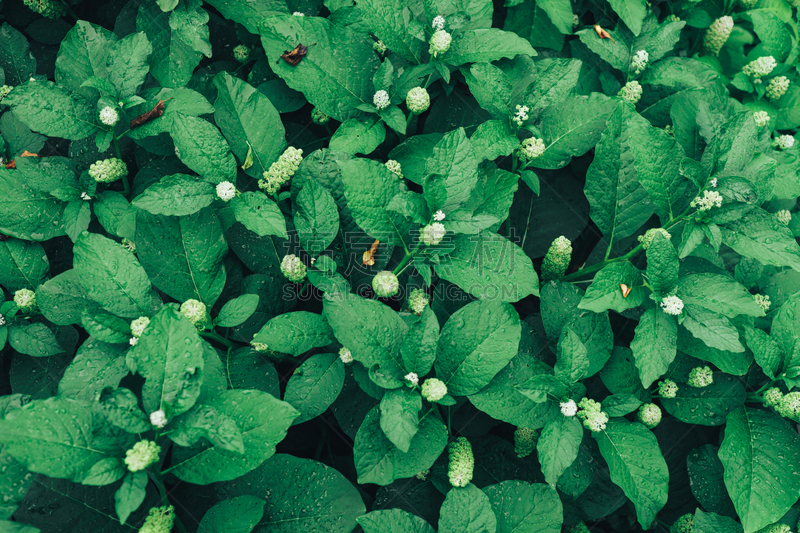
xmin=1 ymin=0 xmax=800 ymax=531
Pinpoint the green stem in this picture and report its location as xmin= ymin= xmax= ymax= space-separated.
xmin=200 ymin=329 xmax=234 ymax=349
xmin=149 ymin=470 xmax=188 ymax=533
xmin=393 ymin=247 xmax=421 ymax=276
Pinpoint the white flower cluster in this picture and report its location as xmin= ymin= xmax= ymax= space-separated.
xmin=405 ymin=372 xmax=419 ymax=386
xmin=259 ymin=147 xmax=303 ymax=194
xmin=660 ymin=295 xmax=684 ymax=315
xmin=372 ymin=271 xmax=399 ymax=297
xmin=560 ymin=399 xmax=578 ymax=417
xmin=124 ymin=440 xmax=161 ymax=472
xmin=408 ymin=288 xmax=429 ymax=314
xmin=433 ymin=210 xmax=445 ymax=221
xmin=764 ymin=387 xmax=783 ymax=408
xmin=0 ymin=85 xmax=13 ymax=101
xmin=81 ymin=192 xmax=91 ymax=201
xmin=637 ymin=403 xmax=662 ymax=429
xmin=778 ymin=392 xmax=800 ymax=420
xmin=339 ymin=347 xmax=353 ymax=363
xmin=638 ymin=228 xmax=671 ymax=250
xmin=0 ymin=314 xmax=5 ymax=326
xmin=89 ymin=158 xmax=127 ymax=183
xmin=774 ymin=135 xmax=795 ymax=150
xmin=420 ymin=223 xmax=446 ymax=246
xmin=541 ymin=236 xmax=572 ymax=283
xmin=421 ymin=378 xmax=447 ymax=401
xmin=432 ymin=15 xmax=445 ymax=31
xmin=618 ymin=81 xmax=642 ymax=103
xmin=776 ymin=209 xmax=792 ymax=225
xmin=704 ymin=16 xmax=733 ymax=56
xmin=742 ymin=56 xmax=777 ymax=83
xmin=406 ymin=86 xmax=430 ymax=114
xmin=99 ymin=106 xmax=119 ymax=126
xmin=150 ymin=409 xmax=167 ymax=428
xmin=129 ymin=316 xmax=150 ymax=346
xmin=754 ymin=293 xmax=771 ymax=312
xmin=576 ymin=398 xmax=608 ymax=432
xmin=385 ymin=159 xmax=403 ymax=178
xmin=710 ymin=177 xmax=718 ymax=187
xmin=753 ymin=111 xmax=770 ymax=127
xmin=292 ymin=11 xmax=304 ymax=16
xmin=180 ymin=299 xmax=207 ymax=328
xmin=513 ymin=104 xmax=529 ymax=126
xmin=373 ymin=40 xmax=387 ymax=55
xmin=687 ymin=366 xmax=714 ymax=388
xmin=13 ymin=289 xmax=36 ymax=311
xmin=631 ymin=49 xmax=648 ymax=75
xmin=216 ymin=181 xmax=236 ymax=201
xmin=139 ymin=506 xmax=174 ymax=533
xmin=691 ymin=190 xmax=723 ymax=211
xmin=281 ymin=254 xmax=307 ymax=282
xmin=373 ymin=90 xmax=390 ymax=110
xmin=518 ymin=137 xmax=545 ymax=160
xmin=658 ymin=379 xmax=678 ymax=398
xmin=766 ymin=76 xmax=790 ymax=99
xmin=740 ymin=0 xmax=758 ymax=7
xmin=429 ymin=30 xmax=451 ymax=57
xmin=448 ymin=437 xmax=474 ymax=487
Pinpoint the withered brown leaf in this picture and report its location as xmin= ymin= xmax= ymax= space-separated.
xmin=130 ymin=100 xmax=168 ymax=129
xmin=362 ymin=239 xmax=380 ymax=266
xmin=593 ymin=25 xmax=615 ymax=42
xmin=6 ymin=151 xmax=40 ymax=169
xmin=279 ymin=44 xmax=310 ymax=66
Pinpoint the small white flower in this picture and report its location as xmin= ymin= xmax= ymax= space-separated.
xmin=560 ymin=399 xmax=577 ymax=417
xmin=150 ymin=410 xmax=167 ymax=428
xmin=373 ymin=90 xmax=390 ymax=110
xmin=776 ymin=209 xmax=792 ymax=225
xmin=385 ymin=159 xmax=403 ymax=178
xmin=691 ymin=190 xmax=723 ymax=211
xmin=432 ymin=15 xmax=445 ymax=31
xmin=429 ymin=30 xmax=451 ymax=58
xmin=742 ymin=56 xmax=777 ymax=81
xmin=660 ymin=295 xmax=684 ymax=315
xmin=631 ymin=49 xmax=649 ymax=74
xmin=406 ymin=87 xmax=430 ymax=114
xmin=420 ymin=223 xmax=446 ymax=246
xmin=518 ymin=137 xmax=546 ymax=160
xmin=0 ymin=314 xmax=5 ymax=326
xmin=618 ymin=81 xmax=643 ymax=103
xmin=99 ymin=106 xmax=119 ymax=126
xmin=129 ymin=337 xmax=138 ymax=346
xmin=753 ymin=111 xmax=770 ymax=127
xmin=13 ymin=289 xmax=35 ymax=311
xmin=216 ymin=181 xmax=236 ymax=201
xmin=252 ymin=342 xmax=269 ymax=353
xmin=710 ymin=178 xmax=718 ymax=187
xmin=513 ymin=104 xmax=529 ymax=126
xmin=766 ymin=76 xmax=790 ymax=100
xmin=280 ymin=254 xmax=307 ymax=282
xmin=339 ymin=347 xmax=353 ymax=364
xmin=372 ymin=271 xmax=399 ymax=297
xmin=433 ymin=210 xmax=445 ymax=221
xmin=405 ymin=372 xmax=419 ymax=386
xmin=774 ymin=134 xmax=795 ymax=150
xmin=292 ymin=11 xmax=304 ymax=16
xmin=408 ymin=288 xmax=429 ymax=314
xmin=121 ymin=238 xmax=136 ymax=253
xmin=754 ymin=294 xmax=771 ymax=312
xmin=80 ymin=192 xmax=91 ymax=201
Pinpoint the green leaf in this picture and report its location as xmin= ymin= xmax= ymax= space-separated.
xmin=170 ymin=404 xmax=245 ymax=453
xmin=594 ymin=418 xmax=669 ymax=528
xmin=399 ymin=307 xmax=439 ymax=376
xmin=197 ymin=495 xmax=265 ymax=533
xmin=607 ymin=0 xmax=647 ymax=35
xmin=537 ymin=0 xmax=573 ymax=34
xmin=771 ymin=293 xmax=800 ymax=377
xmin=215 ymin=294 xmax=260 ymax=328
xmin=260 ymin=15 xmax=381 ymax=121
xmin=73 ymin=232 xmax=157 ymax=318
xmin=213 ymin=72 xmax=286 ymax=177
xmin=484 ymin=481 xmax=563 ymax=533
xmin=435 ymin=232 xmax=539 ymax=302
xmin=4 ymin=81 xmax=98 ymax=140
xmin=285 ymin=352 xmax=345 ymax=424
xmin=323 ymin=293 xmax=408 ymax=388
xmin=8 ymin=323 xmax=62 ymax=357
xmin=678 ymin=273 xmax=766 ymax=318
xmin=524 ymin=58 xmax=582 ymax=117
xmin=216 ymin=454 xmax=365 ymax=532
xmin=578 ymin=18 xmax=684 ymax=72
xmin=126 ymin=305 xmax=204 ymax=415
xmin=170 ymin=113 xmax=237 ymax=184
xmin=1 ymin=111 xmax=45 ymax=158
xmin=37 ymin=269 xmax=101 ymax=326
xmin=661 ymin=373 xmax=745 ymax=426
xmin=462 ymin=63 xmax=512 ymax=119
xmin=537 ymin=417 xmax=582 ymax=488
xmin=358 ymin=509 xmax=435 ymax=533
xmin=115 ymin=471 xmax=147 ymax=524
xmin=721 ymin=209 xmax=800 ymax=271
xmin=743 ymin=326 xmax=782 ymax=379
xmin=626 ymin=112 xmax=692 ymax=222
xmin=0 ymin=396 xmax=124 ymax=484
xmin=252 ymin=311 xmax=334 ymax=357
xmin=0 ymin=23 xmax=36 ymax=85
xmin=203 ymin=0 xmax=287 ymax=34
xmin=0 ymin=240 xmax=49 ymax=292
xmin=646 ymin=232 xmax=679 ymax=296
xmin=532 ymin=94 xmax=616 ymax=170
xmin=169 ymin=0 xmax=212 ymax=58
xmin=294 ymin=179 xmax=339 ymax=255
xmin=602 ymin=393 xmax=643 ymax=416
xmin=329 ymin=118 xmax=386 ymax=155
xmin=55 ymin=21 xmax=117 ymax=99
xmin=357 ymin=0 xmax=426 ymax=64
xmin=135 ymin=208 xmax=227 ymax=305
xmin=630 ymin=308 xmax=677 ymax=388
xmin=677 ymin=329 xmax=751 ymax=376
xmin=554 ymin=328 xmax=588 ymax=383
xmin=338 ymin=158 xmax=403 ymax=245
xmin=579 ymin=262 xmax=645 ymax=313
xmin=132 ymin=174 xmax=216 ymax=216
xmin=746 ymin=10 xmax=792 ymax=62
xmin=682 ymin=305 xmax=744 ymax=353
xmin=170 ymin=389 xmax=298 ymax=484
xmin=136 ymin=0 xmax=202 ymax=87
xmin=379 ymin=388 xmax=421 ymax=453
xmin=425 ymin=128 xmax=479 ymax=212
xmin=438 ymin=484 xmax=497 ymax=533
xmin=230 ymin=192 xmax=288 ymax=238
xmin=719 ymin=407 xmax=800 ymax=533
xmin=441 ymin=29 xmax=536 ymax=65
xmin=107 ymin=32 xmax=152 ymax=100
xmin=96 ymin=387 xmax=151 ymax=433
xmin=693 ymin=510 xmax=743 ymax=533
xmin=687 ymin=447 xmax=736 ymax=517
xmin=435 ymin=299 xmax=520 ymax=396
xmin=353 ymin=405 xmax=447 ymax=485
xmin=470 ymin=120 xmax=519 ymax=163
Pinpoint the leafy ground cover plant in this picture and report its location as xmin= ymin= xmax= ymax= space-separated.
xmin=1 ymin=0 xmax=800 ymax=531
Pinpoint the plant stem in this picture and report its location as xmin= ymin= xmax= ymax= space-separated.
xmin=149 ymin=470 xmax=188 ymax=533
xmin=199 ymin=329 xmax=234 ymax=349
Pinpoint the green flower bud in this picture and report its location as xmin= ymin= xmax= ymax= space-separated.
xmin=670 ymin=514 xmax=694 ymax=533
xmin=742 ymin=56 xmax=777 ymax=82
xmin=373 ymin=90 xmax=390 ymax=110
xmin=13 ymin=288 xmax=36 ymax=311
xmin=233 ymin=45 xmax=250 ymax=62
xmin=406 ymin=87 xmax=430 ymax=114
xmin=421 ymin=378 xmax=447 ymax=402
xmin=753 ymin=293 xmax=771 ymax=312
xmin=281 ymin=254 xmax=307 ymax=282
xmin=638 ymin=228 xmax=671 ymax=250
xmin=764 ymin=387 xmax=783 ymax=408
xmin=420 ymin=223 xmax=446 ymax=246
xmin=514 ymin=427 xmax=538 ymax=458
xmin=704 ymin=16 xmax=733 ymax=56
xmin=124 ymin=440 xmax=161 ymax=472
xmin=0 ymin=85 xmax=13 ymax=101
xmin=89 ymin=158 xmax=127 ymax=183
xmin=637 ymin=403 xmax=662 ymax=429
xmin=23 ymin=0 xmax=66 ymax=18
xmin=541 ymin=236 xmax=572 ymax=283
xmin=658 ymin=379 xmax=678 ymax=398
xmin=778 ymin=392 xmax=800 ymax=420
xmin=259 ymin=147 xmax=303 ymax=195
xmin=429 ymin=30 xmax=451 ymax=58
xmin=385 ymin=159 xmax=403 ymax=178
xmin=373 ymin=40 xmax=388 ymax=55
xmin=448 ymin=437 xmax=474 ymax=487
xmin=312 ymin=108 xmax=330 ymax=124
xmin=180 ymin=299 xmax=207 ymax=328
xmin=339 ymin=347 xmax=353 ymax=363
xmin=408 ymin=288 xmax=429 ymax=314
xmin=687 ymin=366 xmax=713 ymax=388
xmin=372 ymin=271 xmax=399 ymax=297
xmin=139 ymin=505 xmax=174 ymax=533
xmin=568 ymin=522 xmax=591 ymax=533
xmin=518 ymin=137 xmax=545 ymax=160
xmin=618 ymin=81 xmax=642 ymax=103
xmin=130 ymin=316 xmax=150 ymax=338
xmin=576 ymin=398 xmax=608 ymax=432
xmin=766 ymin=76 xmax=790 ymax=100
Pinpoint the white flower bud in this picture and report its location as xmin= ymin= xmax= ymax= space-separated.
xmin=618 ymin=81 xmax=642 ymax=103
xmin=753 ymin=111 xmax=770 ymax=127
xmin=638 ymin=228 xmax=671 ymax=250
xmin=408 ymin=288 xmax=429 ymax=314
xmin=216 ymin=181 xmax=236 ymax=201
xmin=130 ymin=316 xmax=150 ymax=338
xmin=372 ymin=271 xmax=399 ymax=297
xmin=89 ymin=158 xmax=127 ymax=183
xmin=99 ymin=106 xmax=119 ymax=126
xmin=660 ymin=295 xmax=684 ymax=315
xmin=139 ymin=505 xmax=174 ymax=533
xmin=429 ymin=30 xmax=451 ymax=58
xmin=385 ymin=159 xmax=403 ymax=178
xmin=687 ymin=366 xmax=714 ymax=388
xmin=637 ymin=404 xmax=662 ymax=429
xmin=259 ymin=147 xmax=303 ymax=195
xmin=420 ymin=223 xmax=446 ymax=246
xmin=766 ymin=76 xmax=790 ymax=100
xmin=774 ymin=134 xmax=795 ymax=150
xmin=405 ymin=372 xmax=419 ymax=386
xmin=373 ymin=90 xmax=390 ymax=110
xmin=180 ymin=299 xmax=207 ymax=328
xmin=339 ymin=347 xmax=353 ymax=363
xmin=658 ymin=379 xmax=678 ymax=398
xmin=541 ymin=236 xmax=572 ymax=283
xmin=448 ymin=437 xmax=474 ymax=487
xmin=742 ymin=56 xmax=777 ymax=81
xmin=518 ymin=137 xmax=545 ymax=160
xmin=281 ymin=254 xmax=307 ymax=282
xmin=704 ymin=16 xmax=733 ymax=56
xmin=560 ymin=399 xmax=578 ymax=416
xmin=421 ymin=378 xmax=447 ymax=401
xmin=406 ymin=87 xmax=430 ymax=114
xmin=631 ymin=49 xmax=649 ymax=75
xmin=13 ymin=289 xmax=36 ymax=311
xmin=124 ymin=440 xmax=161 ymax=472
